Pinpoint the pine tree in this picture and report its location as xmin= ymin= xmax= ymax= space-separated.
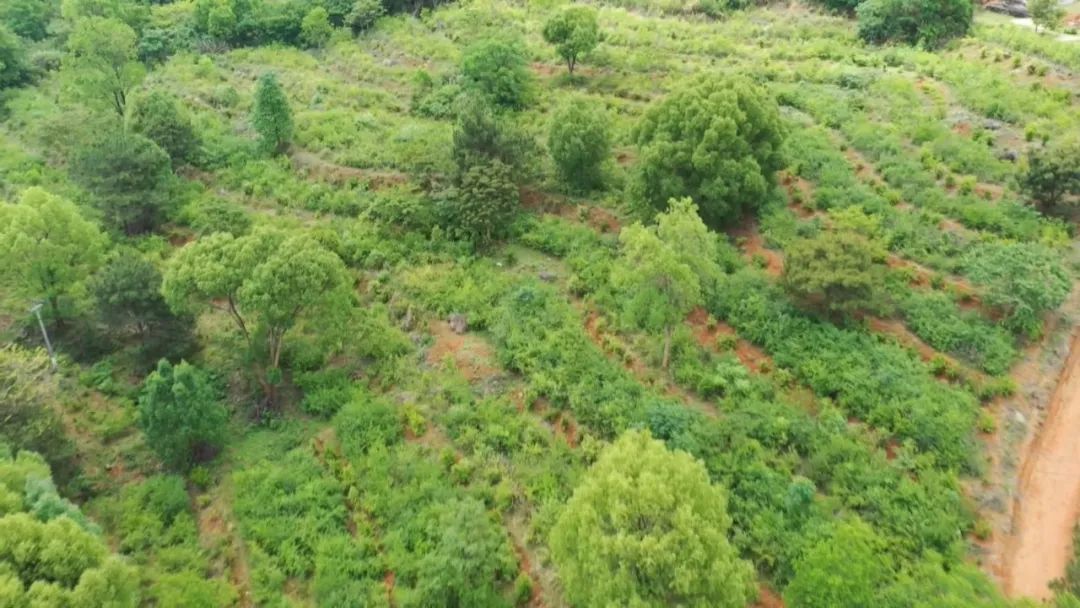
xmin=252 ymin=73 xmax=293 ymax=155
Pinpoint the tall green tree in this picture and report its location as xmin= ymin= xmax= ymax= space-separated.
xmin=138 ymin=359 xmax=228 ymax=470
xmin=784 ymin=520 xmax=891 ymax=608
xmin=130 ymin=90 xmax=200 ymax=165
xmin=301 ymin=7 xmax=332 ymax=47
xmin=69 ymin=130 xmax=173 ymax=235
xmin=1 ymin=0 xmax=57 ymax=40
xmin=63 ymin=16 xmax=145 ymax=117
xmin=0 ymin=188 xmax=106 ymax=326
xmin=542 ymin=6 xmax=600 ymax=75
xmin=612 ymin=199 xmax=719 ymax=369
xmin=1029 ymin=0 xmax=1065 ymax=32
xmin=1022 ymin=136 xmax=1079 ymax=214
xmin=633 ymin=75 xmax=785 ymax=229
xmin=551 ymin=430 xmax=755 ymax=607
xmin=162 ymin=230 xmax=352 ymax=410
xmin=0 ymin=448 xmax=140 ymax=607
xmin=782 ymin=228 xmax=886 ymax=320
xmin=252 ymin=72 xmax=293 ymax=155
xmin=548 ymin=98 xmax=610 ymax=192
xmin=0 ymin=24 xmax=31 ymax=90
xmin=461 ymin=37 xmax=532 ymax=110
xmin=451 ymin=94 xmax=533 ymax=175
xmin=446 ymin=159 xmax=519 ymax=246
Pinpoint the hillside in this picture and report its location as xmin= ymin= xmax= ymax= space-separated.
xmin=1 ymin=0 xmax=1079 ymax=606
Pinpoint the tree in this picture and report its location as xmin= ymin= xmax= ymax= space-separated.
xmin=1 ymin=0 xmax=57 ymax=40
xmin=542 ymin=6 xmax=600 ymax=75
xmin=69 ymin=130 xmax=173 ymax=235
xmin=0 ymin=347 xmax=77 ymax=483
xmin=445 ymin=159 xmax=519 ymax=246
xmin=783 ymin=228 xmax=886 ymax=319
xmin=301 ymin=7 xmax=332 ymax=47
xmin=345 ymin=0 xmax=383 ymax=32
xmin=252 ymin=73 xmax=293 ymax=155
xmin=0 ymin=24 xmax=31 ymax=90
xmin=451 ymin=94 xmax=533 ymax=175
xmin=461 ymin=37 xmax=532 ymax=110
xmin=63 ymin=17 xmax=145 ymax=117
xmin=1029 ymin=0 xmax=1065 ymax=32
xmin=784 ymin=520 xmax=891 ymax=608
xmin=162 ymin=230 xmax=352 ymax=410
xmin=0 ymin=449 xmax=140 ymax=607
xmin=961 ymin=242 xmax=1070 ymax=338
xmin=0 ymin=188 xmax=106 ymax=326
xmin=414 ymin=498 xmax=517 ymax=607
xmin=856 ymin=0 xmax=972 ymax=48
xmin=130 ymin=91 xmax=200 ymax=165
xmin=548 ymin=98 xmax=610 ymax=192
xmin=1021 ymin=137 xmax=1080 ymax=213
xmin=633 ymin=75 xmax=785 ymax=229
xmin=613 ymin=199 xmax=719 ymax=369
xmin=551 ymin=430 xmax=755 ymax=607
xmin=138 ymin=359 xmax=228 ymax=470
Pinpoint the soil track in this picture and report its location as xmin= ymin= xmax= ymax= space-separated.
xmin=1006 ymin=327 xmax=1080 ymax=600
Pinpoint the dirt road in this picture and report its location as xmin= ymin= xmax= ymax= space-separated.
xmin=1006 ymin=328 xmax=1080 ymax=600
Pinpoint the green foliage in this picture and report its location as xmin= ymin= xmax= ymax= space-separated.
xmin=551 ymin=430 xmax=755 ymax=607
xmin=69 ymin=130 xmax=173 ymax=235
xmin=345 ymin=0 xmax=384 ymax=32
xmin=0 ymin=350 xmax=75 ymax=483
xmin=413 ymin=498 xmax=517 ymax=607
xmin=332 ymin=389 xmax=402 ymax=458
xmin=130 ymin=91 xmax=200 ymax=165
xmin=1029 ymin=0 xmax=1065 ymax=32
xmin=1022 ymin=137 xmax=1080 ymax=214
xmin=856 ymin=0 xmax=972 ymax=48
xmin=182 ymin=198 xmax=252 ymax=236
xmin=548 ymin=98 xmax=610 ymax=192
xmin=451 ymin=94 xmax=533 ymax=175
xmin=961 ymin=242 xmax=1070 ymax=338
xmin=301 ymin=7 xmax=333 ymax=48
xmin=461 ymin=37 xmax=533 ymax=110
xmin=0 ymin=449 xmax=140 ymax=606
xmin=806 ymin=0 xmax=861 ymax=14
xmin=0 ymin=188 xmax=106 ymax=325
xmin=783 ymin=228 xmax=887 ymax=319
xmin=446 ymin=159 xmax=520 ymax=246
xmin=633 ymin=75 xmax=785 ymax=229
xmin=252 ymin=73 xmax=294 ymax=155
xmin=0 ymin=0 xmax=57 ymax=40
xmin=0 ymin=24 xmax=31 ymax=90
xmin=63 ymin=17 xmax=145 ymax=117
xmin=542 ymin=6 xmax=600 ymax=74
xmin=784 ymin=520 xmax=891 ymax=608
xmin=139 ymin=359 xmax=228 ymax=470
xmin=162 ymin=229 xmax=352 ymax=408
xmin=898 ymin=291 xmax=1016 ymax=375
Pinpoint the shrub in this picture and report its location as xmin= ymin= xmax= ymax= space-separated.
xmin=130 ymin=91 xmax=200 ymax=165
xmin=332 ymin=391 xmax=402 ymax=458
xmin=183 ymin=198 xmax=253 ymax=235
xmin=444 ymin=159 xmax=520 ymax=245
xmin=139 ymin=359 xmax=228 ymax=471
xmin=461 ymin=37 xmax=532 ymax=110
xmin=1022 ymin=136 xmax=1080 ymax=214
xmin=857 ymin=0 xmax=972 ymax=48
xmin=783 ymin=229 xmax=887 ymax=319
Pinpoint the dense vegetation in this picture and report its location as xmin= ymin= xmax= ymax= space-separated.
xmin=0 ymin=0 xmax=1077 ymax=606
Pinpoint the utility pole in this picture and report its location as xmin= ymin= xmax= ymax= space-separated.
xmin=30 ymin=303 xmax=58 ymax=371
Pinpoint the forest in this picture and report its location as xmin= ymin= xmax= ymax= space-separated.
xmin=1 ymin=0 xmax=1079 ymax=605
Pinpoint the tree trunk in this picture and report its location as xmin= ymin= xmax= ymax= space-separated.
xmin=568 ymin=56 xmax=575 ymax=75
xmin=661 ymin=325 xmax=673 ymax=370
xmin=48 ymin=295 xmax=65 ymax=331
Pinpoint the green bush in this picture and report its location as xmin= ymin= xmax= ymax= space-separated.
xmin=857 ymin=0 xmax=972 ymax=48
xmin=549 ymin=98 xmax=611 ymax=192
xmin=461 ymin=37 xmax=533 ymax=110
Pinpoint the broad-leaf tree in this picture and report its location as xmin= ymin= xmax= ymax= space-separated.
xmin=0 ymin=347 xmax=76 ymax=482
xmin=542 ymin=6 xmax=600 ymax=75
xmin=138 ymin=359 xmax=228 ymax=470
xmin=0 ymin=24 xmax=31 ymax=90
xmin=1 ymin=0 xmax=57 ymax=40
xmin=69 ymin=130 xmax=173 ymax=235
xmin=446 ymin=159 xmax=519 ymax=246
xmin=130 ymin=90 xmax=200 ymax=164
xmin=961 ymin=242 xmax=1070 ymax=338
xmin=451 ymin=94 xmax=533 ymax=175
xmin=549 ymin=97 xmax=610 ymax=192
xmin=162 ymin=230 xmax=352 ymax=410
xmin=1029 ymin=0 xmax=1065 ymax=31
xmin=461 ymin=37 xmax=532 ymax=110
xmin=784 ymin=519 xmax=891 ymax=608
xmin=1022 ymin=136 xmax=1079 ymax=214
xmin=613 ymin=199 xmax=719 ymax=369
xmin=857 ymin=0 xmax=972 ymax=48
xmin=63 ymin=16 xmax=145 ymax=117
xmin=252 ymin=72 xmax=293 ymax=155
xmin=782 ymin=228 xmax=886 ymax=320
xmin=633 ymin=75 xmax=785 ymax=229
xmin=0 ymin=187 xmax=106 ymax=326
xmin=551 ymin=430 xmax=755 ymax=607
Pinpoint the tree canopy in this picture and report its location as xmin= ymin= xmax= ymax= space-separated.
xmin=252 ymin=72 xmax=293 ymax=155
xmin=461 ymin=37 xmax=533 ymax=110
xmin=1022 ymin=136 xmax=1080 ymax=214
xmin=782 ymin=228 xmax=887 ymax=319
xmin=139 ymin=359 xmax=228 ymax=470
xmin=62 ymin=16 xmax=145 ymax=116
xmin=548 ymin=97 xmax=610 ymax=192
xmin=542 ymin=6 xmax=600 ymax=75
xmin=633 ymin=75 xmax=785 ymax=229
xmin=551 ymin=430 xmax=756 ymax=607
xmin=856 ymin=0 xmax=972 ymax=48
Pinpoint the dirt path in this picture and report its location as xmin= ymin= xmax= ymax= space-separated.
xmin=1005 ymin=327 xmax=1080 ymax=600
